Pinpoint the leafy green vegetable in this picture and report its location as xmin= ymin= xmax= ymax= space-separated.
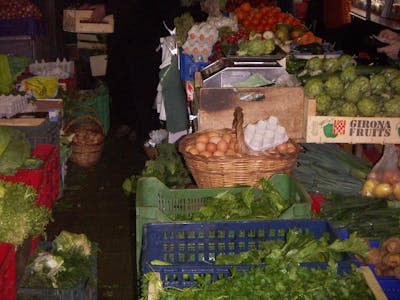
xmin=123 ymin=142 xmax=192 ymax=195
xmin=145 ymin=262 xmax=373 ymax=300
xmin=214 ymin=228 xmax=368 ymax=265
xmin=174 ymin=177 xmax=290 ymax=221
xmin=319 ymin=194 xmax=400 ymax=240
xmin=0 ymin=180 xmax=51 ymax=246
xmin=22 ymin=231 xmax=97 ymax=289
xmin=0 ymin=126 xmax=31 ymax=175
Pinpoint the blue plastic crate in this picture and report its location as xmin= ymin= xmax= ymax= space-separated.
xmin=179 ymin=51 xmax=208 ymax=81
xmin=141 ymin=219 xmax=353 ymax=288
xmin=0 ymin=18 xmax=45 ymax=36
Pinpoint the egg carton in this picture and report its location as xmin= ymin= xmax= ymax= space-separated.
xmin=0 ymin=95 xmax=32 ymax=118
xmin=29 ymin=58 xmax=75 ymax=80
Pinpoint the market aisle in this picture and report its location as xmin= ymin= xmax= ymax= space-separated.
xmin=46 ymin=127 xmax=146 ymax=299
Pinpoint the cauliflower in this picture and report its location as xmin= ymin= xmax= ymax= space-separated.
xmin=323 ymin=57 xmax=341 ymax=73
xmin=53 ymin=231 xmax=92 ymax=257
xmin=304 ymin=78 xmax=324 ymax=98
xmin=384 ymin=96 xmax=400 ymax=117
xmin=370 ymin=74 xmax=386 ymax=94
xmin=338 ymin=54 xmax=356 ymax=69
xmin=237 ymin=38 xmax=275 ymax=56
xmin=352 ymin=76 xmax=370 ymax=93
xmin=389 ymin=75 xmax=400 ymax=94
xmin=315 ymin=94 xmax=332 ymax=114
xmin=306 ymin=57 xmax=323 ymax=73
xmin=340 ymin=102 xmax=358 ymax=117
xmin=357 ymin=97 xmax=378 ymax=116
xmin=344 ymin=81 xmax=362 ymax=103
xmin=340 ymin=65 xmax=357 ymax=83
xmin=381 ymin=68 xmax=400 ymax=83
xmin=324 ymin=75 xmax=344 ymax=98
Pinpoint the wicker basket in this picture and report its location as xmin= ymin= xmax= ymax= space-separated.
xmin=64 ymin=115 xmax=105 ymax=168
xmin=179 ymin=107 xmax=300 ymax=188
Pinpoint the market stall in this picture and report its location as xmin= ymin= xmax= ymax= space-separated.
xmin=0 ymin=0 xmax=400 ymax=299
xmin=130 ymin=1 xmax=400 ymax=299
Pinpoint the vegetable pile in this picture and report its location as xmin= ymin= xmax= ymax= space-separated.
xmin=123 ymin=142 xmax=192 ymax=194
xmin=143 ymin=262 xmax=373 ymax=300
xmin=0 ymin=180 xmax=51 ymax=246
xmin=294 ymin=143 xmax=371 ymax=196
xmin=301 ymin=55 xmax=400 ymax=117
xmin=173 ymin=177 xmax=295 ymax=221
xmin=214 ymin=228 xmax=369 ymax=265
xmin=319 ymin=194 xmax=400 ymax=240
xmin=364 ymin=236 xmax=400 ymax=278
xmin=22 ymin=231 xmax=96 ymax=289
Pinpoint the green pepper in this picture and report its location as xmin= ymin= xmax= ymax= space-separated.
xmin=286 ymin=55 xmax=307 ymax=74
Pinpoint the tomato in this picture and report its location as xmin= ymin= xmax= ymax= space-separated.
xmin=241 ymin=2 xmax=252 ymax=12
xmin=236 ymin=11 xmax=245 ymax=21
xmin=242 ymin=19 xmax=251 ymax=28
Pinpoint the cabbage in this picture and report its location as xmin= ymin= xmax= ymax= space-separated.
xmin=370 ymin=74 xmax=386 ymax=94
xmin=384 ymin=96 xmax=400 ymax=117
xmin=324 ymin=76 xmax=344 ymax=98
xmin=315 ymin=94 xmax=332 ymax=114
xmin=340 ymin=65 xmax=357 ymax=83
xmin=323 ymin=58 xmax=340 ymax=73
xmin=357 ymin=97 xmax=378 ymax=117
xmin=304 ymin=78 xmax=324 ymax=98
xmin=53 ymin=231 xmax=92 ymax=257
xmin=237 ymin=38 xmax=275 ymax=56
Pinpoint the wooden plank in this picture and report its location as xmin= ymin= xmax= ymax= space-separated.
xmin=359 ymin=266 xmax=388 ymax=300
xmin=0 ymin=118 xmax=45 ymax=126
xmin=198 ymin=86 xmax=306 ymax=142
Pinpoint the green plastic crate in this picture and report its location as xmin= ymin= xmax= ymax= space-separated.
xmin=135 ymin=174 xmax=311 ymax=272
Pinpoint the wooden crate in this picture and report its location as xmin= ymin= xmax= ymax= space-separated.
xmin=196 ymin=86 xmax=308 ymax=143
xmin=306 ymin=99 xmax=400 ymax=144
xmin=63 ymin=9 xmax=114 ymax=33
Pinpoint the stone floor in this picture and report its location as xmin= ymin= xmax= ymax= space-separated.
xmin=46 ymin=126 xmax=146 ymax=300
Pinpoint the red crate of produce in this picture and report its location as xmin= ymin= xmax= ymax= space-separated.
xmin=0 ymin=144 xmax=60 ymax=210
xmin=0 ymin=144 xmax=60 ymax=255
xmin=0 ymin=243 xmax=17 ymax=300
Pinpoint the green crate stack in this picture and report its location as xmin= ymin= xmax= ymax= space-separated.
xmin=135 ymin=174 xmax=311 ymax=273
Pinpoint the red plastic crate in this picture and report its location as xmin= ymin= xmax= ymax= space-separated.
xmin=0 ymin=144 xmax=60 ymax=255
xmin=0 ymin=243 xmax=17 ymax=300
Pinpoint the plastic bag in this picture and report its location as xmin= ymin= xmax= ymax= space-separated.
xmin=361 ymin=145 xmax=400 ymax=200
xmin=20 ymin=76 xmax=59 ymax=99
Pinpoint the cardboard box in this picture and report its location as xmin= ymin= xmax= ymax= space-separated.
xmin=306 ymin=99 xmax=400 ymax=144
xmin=63 ymin=10 xmax=114 ymax=33
xmin=89 ymin=55 xmax=107 ymax=76
xmin=197 ymin=86 xmax=308 ymax=142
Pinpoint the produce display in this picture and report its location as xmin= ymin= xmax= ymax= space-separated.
xmin=319 ymin=195 xmax=400 ymax=240
xmin=172 ymin=177 xmax=293 ymax=221
xmin=0 ymin=180 xmax=51 ymax=246
xmin=300 ymin=55 xmax=400 ymax=117
xmin=214 ymin=228 xmax=369 ymax=264
xmin=123 ymin=142 xmax=192 ymax=194
xmin=362 ymin=145 xmax=400 ymax=200
xmin=0 ymin=0 xmax=42 ymax=19
xmin=364 ymin=236 xmax=400 ymax=278
xmin=294 ymin=143 xmax=371 ymax=196
xmin=21 ymin=231 xmax=96 ymax=289
xmin=142 ymin=262 xmax=374 ymax=300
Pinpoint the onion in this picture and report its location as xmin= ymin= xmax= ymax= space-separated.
xmin=393 ymin=182 xmax=400 ymax=201
xmin=373 ymin=183 xmax=393 ymax=198
xmin=196 ymin=134 xmax=209 ymax=144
